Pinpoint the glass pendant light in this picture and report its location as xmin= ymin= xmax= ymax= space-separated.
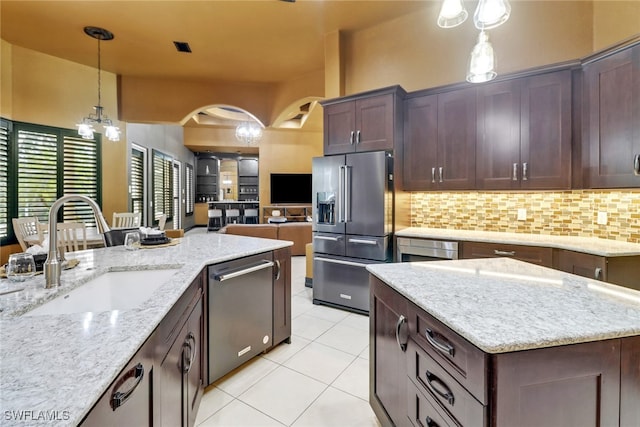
xmin=437 ymin=0 xmax=468 ymax=28
xmin=466 ymin=31 xmax=497 ymax=83
xmin=473 ymin=0 xmax=511 ymax=30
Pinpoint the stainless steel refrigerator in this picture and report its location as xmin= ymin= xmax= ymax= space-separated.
xmin=312 ymin=150 xmax=393 ymax=314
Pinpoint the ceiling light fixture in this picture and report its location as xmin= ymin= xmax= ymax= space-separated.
xmin=437 ymin=0 xmax=511 ymax=83
xmin=235 ymin=122 xmax=263 ymax=145
xmin=76 ymin=26 xmax=120 ymax=142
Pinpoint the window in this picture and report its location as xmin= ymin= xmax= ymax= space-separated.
xmin=130 ymin=146 xmax=145 ymax=216
xmin=2 ymin=120 xmax=101 ymax=245
xmin=152 ymin=149 xmax=173 ymax=224
xmin=185 ymin=163 xmax=194 ymax=216
xmin=172 ymin=160 xmax=180 ymax=229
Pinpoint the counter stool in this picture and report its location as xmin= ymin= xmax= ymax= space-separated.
xmin=225 ymin=208 xmax=241 ymax=225
xmin=207 ymin=209 xmax=223 ymax=231
xmin=243 ymin=208 xmax=259 ymax=224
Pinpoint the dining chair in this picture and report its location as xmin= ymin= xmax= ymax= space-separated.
xmin=112 ymin=212 xmax=141 ymax=229
xmin=12 ymin=217 xmax=43 ymax=251
xmin=56 ymin=222 xmax=87 ymax=253
xmin=157 ymin=214 xmax=167 ymax=231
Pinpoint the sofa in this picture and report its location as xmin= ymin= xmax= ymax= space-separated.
xmin=219 ymin=222 xmax=312 ymax=256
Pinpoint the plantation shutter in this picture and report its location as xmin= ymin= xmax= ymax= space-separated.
xmin=0 ymin=120 xmax=9 ymax=241
xmin=131 ymin=147 xmax=144 ymax=214
xmin=173 ymin=162 xmax=180 ymax=229
xmin=185 ymin=163 xmax=194 ymax=216
xmin=62 ymin=132 xmax=100 ymax=227
xmin=152 ymin=149 xmax=173 ymax=222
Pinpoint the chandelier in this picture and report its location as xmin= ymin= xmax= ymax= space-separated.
xmin=436 ymin=0 xmax=511 ymax=83
xmin=76 ymin=26 xmax=121 ymax=142
xmin=235 ymin=122 xmax=263 ymax=145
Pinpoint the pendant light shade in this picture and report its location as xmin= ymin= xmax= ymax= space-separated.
xmin=235 ymin=122 xmax=263 ymax=145
xmin=466 ymin=31 xmax=497 ymax=83
xmin=473 ymin=0 xmax=511 ymax=30
xmin=437 ymin=0 xmax=468 ymax=28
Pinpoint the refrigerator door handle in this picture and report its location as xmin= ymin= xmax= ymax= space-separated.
xmin=314 ymin=256 xmax=369 ymax=268
xmin=348 ymin=238 xmax=378 ymax=246
xmin=338 ymin=165 xmax=346 ymax=223
xmin=344 ymin=165 xmax=352 ymax=223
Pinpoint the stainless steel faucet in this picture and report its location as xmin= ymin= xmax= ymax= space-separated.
xmin=44 ymin=194 xmax=111 ymax=288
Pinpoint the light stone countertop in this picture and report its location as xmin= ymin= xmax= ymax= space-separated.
xmin=0 ymin=233 xmax=291 ymax=427
xmin=367 ymin=258 xmax=640 ymax=354
xmin=396 ymin=227 xmax=640 ymax=257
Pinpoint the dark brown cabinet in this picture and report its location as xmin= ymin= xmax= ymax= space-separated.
xmin=584 ymin=43 xmax=640 ymax=188
xmin=461 ymin=241 xmax=553 ymax=267
xmin=555 ymin=249 xmax=640 ymax=291
xmin=403 ymin=88 xmax=476 ymax=190
xmin=272 ymin=247 xmax=292 ymax=347
xmin=621 ymin=336 xmax=640 ymax=427
xmin=476 ymin=70 xmax=572 ymax=190
xmin=370 ymin=276 xmax=408 ymax=426
xmin=322 ymin=86 xmax=404 ymax=155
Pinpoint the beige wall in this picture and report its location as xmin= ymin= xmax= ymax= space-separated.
xmin=593 ymin=1 xmax=640 ymax=50
xmin=1 ymin=42 xmax=127 ymax=224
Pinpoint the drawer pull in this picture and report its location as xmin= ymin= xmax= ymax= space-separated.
xmin=425 ymin=370 xmax=455 ymax=406
xmin=595 ymin=267 xmax=603 ymax=280
xmin=426 ymin=416 xmax=440 ymax=427
xmin=425 ymin=328 xmax=455 ymax=357
xmin=110 ymin=363 xmax=144 ymax=411
xmin=493 ymin=249 xmax=516 ymax=257
xmin=396 ymin=315 xmax=407 ymax=352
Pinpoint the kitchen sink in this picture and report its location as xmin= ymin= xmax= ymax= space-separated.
xmin=24 ymin=269 xmax=178 ymax=316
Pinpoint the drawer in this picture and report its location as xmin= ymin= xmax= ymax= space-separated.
xmin=313 ymin=232 xmax=346 ymax=256
xmin=408 ymin=378 xmax=460 ymax=427
xmin=345 ymin=234 xmax=389 ymax=261
xmin=408 ymin=303 xmax=488 ymax=404
xmin=408 ymin=339 xmax=486 ymax=427
xmin=461 ymin=241 xmax=553 ymax=267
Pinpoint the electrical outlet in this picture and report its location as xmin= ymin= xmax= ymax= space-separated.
xmin=517 ymin=208 xmax=527 ymax=221
xmin=597 ymin=211 xmax=608 ymax=225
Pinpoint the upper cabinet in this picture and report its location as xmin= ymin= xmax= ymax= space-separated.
xmin=583 ymin=43 xmax=640 ymax=188
xmin=322 ymin=86 xmax=405 ymax=155
xmin=237 ymin=157 xmax=259 ymax=201
xmin=403 ymin=88 xmax=477 ymax=191
xmin=476 ymin=70 xmax=572 ymax=190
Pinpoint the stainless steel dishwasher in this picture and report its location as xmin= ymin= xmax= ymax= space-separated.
xmin=208 ymin=253 xmax=274 ymax=383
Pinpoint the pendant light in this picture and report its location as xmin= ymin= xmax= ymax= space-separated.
xmin=466 ymin=31 xmax=497 ymax=83
xmin=235 ymin=122 xmax=263 ymax=145
xmin=437 ymin=0 xmax=468 ymax=28
xmin=76 ymin=26 xmax=120 ymax=142
xmin=473 ymin=0 xmax=511 ymax=30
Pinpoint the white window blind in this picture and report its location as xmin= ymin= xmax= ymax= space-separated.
xmin=152 ymin=149 xmax=173 ymax=222
xmin=185 ymin=163 xmax=194 ymax=216
xmin=131 ymin=147 xmax=145 ymax=215
xmin=173 ymin=162 xmax=180 ymax=229
xmin=62 ymin=133 xmax=99 ymax=227
xmin=0 ymin=121 xmax=9 ymax=241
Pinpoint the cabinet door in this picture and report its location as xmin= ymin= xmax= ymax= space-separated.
xmin=403 ymin=95 xmax=438 ymax=190
xmin=185 ymin=296 xmax=204 ymax=427
xmin=521 ymin=70 xmax=572 ymax=189
xmin=621 ymin=336 xmax=640 ymax=427
xmin=355 ymin=93 xmax=396 ymax=152
xmin=324 ymin=101 xmax=356 ymax=155
xmin=555 ymin=249 xmax=607 ymax=281
xmin=461 ymin=241 xmax=553 ymax=267
xmin=585 ymin=44 xmax=640 ymax=188
xmin=370 ymin=276 xmax=409 ymax=426
xmin=438 ymin=88 xmax=477 ymax=190
xmin=272 ymin=247 xmax=292 ymax=346
xmin=493 ymin=340 xmax=621 ymax=427
xmin=160 ymin=319 xmax=188 ymax=427
xmin=476 ymin=80 xmax=521 ymax=190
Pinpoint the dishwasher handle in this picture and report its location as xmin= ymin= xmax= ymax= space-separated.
xmin=213 ymin=260 xmax=274 ymax=282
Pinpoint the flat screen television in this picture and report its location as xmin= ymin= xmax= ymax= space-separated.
xmin=270 ymin=173 xmax=312 ymax=204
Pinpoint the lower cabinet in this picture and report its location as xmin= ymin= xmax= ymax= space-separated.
xmin=371 ymin=276 xmax=632 ymax=427
xmin=272 ymin=247 xmax=292 ymax=347
xmin=555 ymin=249 xmax=640 ymax=291
xmin=460 ymin=241 xmax=553 ymax=267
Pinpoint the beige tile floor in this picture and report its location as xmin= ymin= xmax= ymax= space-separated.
xmin=194 ymin=254 xmax=381 ymax=427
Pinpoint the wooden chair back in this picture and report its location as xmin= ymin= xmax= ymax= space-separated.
xmin=56 ymin=222 xmax=87 ymax=253
xmin=12 ymin=217 xmax=43 ymax=251
xmin=157 ymin=214 xmax=167 ymax=231
xmin=112 ymin=212 xmax=141 ymax=229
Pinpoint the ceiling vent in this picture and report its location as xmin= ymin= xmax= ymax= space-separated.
xmin=173 ymin=41 xmax=192 ymax=53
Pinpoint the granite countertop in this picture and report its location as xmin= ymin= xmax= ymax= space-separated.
xmin=396 ymin=227 xmax=640 ymax=257
xmin=367 ymin=258 xmax=640 ymax=354
xmin=0 ymin=233 xmax=291 ymax=426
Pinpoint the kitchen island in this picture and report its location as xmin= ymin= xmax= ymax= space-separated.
xmin=367 ymin=258 xmax=640 ymax=427
xmin=0 ymin=232 xmax=291 ymax=426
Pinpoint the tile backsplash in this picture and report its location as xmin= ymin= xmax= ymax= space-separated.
xmin=410 ymin=190 xmax=640 ymax=243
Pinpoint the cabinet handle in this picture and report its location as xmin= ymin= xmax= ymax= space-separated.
xmin=110 ymin=363 xmax=144 ymax=411
xmin=396 ymin=315 xmax=407 ymax=352
xmin=356 ymin=130 xmax=361 ymax=144
xmin=349 ymin=131 xmax=355 ymax=145
xmin=438 ymin=167 xmax=443 ymax=183
xmin=431 ymin=167 xmax=436 ymax=184
xmin=634 ymin=154 xmax=640 ymax=175
xmin=274 ymin=259 xmax=281 ymax=281
xmin=213 ymin=260 xmax=274 ymax=282
xmin=494 ymin=249 xmax=516 ymax=257
xmin=595 ymin=267 xmax=603 ymax=280
xmin=522 ymin=162 xmax=528 ymax=181
xmin=426 ymin=416 xmax=440 ymax=427
xmin=425 ymin=328 xmax=455 ymax=357
xmin=512 ymin=163 xmax=518 ymax=181
xmin=425 ymin=371 xmax=455 ymax=405
xmin=182 ymin=337 xmax=193 ymax=373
